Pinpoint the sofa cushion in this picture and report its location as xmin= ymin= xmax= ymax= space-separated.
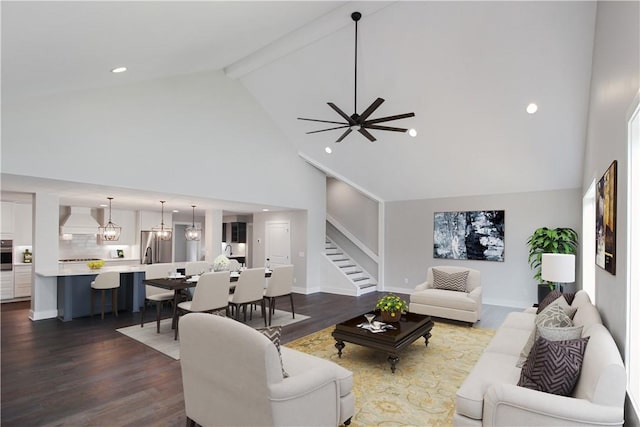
xmin=432 ymin=268 xmax=469 ymax=292
xmin=518 ymin=336 xmax=590 ymax=396
xmin=410 ymin=288 xmax=477 ymax=311
xmin=257 ymin=326 xmax=288 ymax=378
xmin=536 ymin=303 xmax=574 ymax=327
xmin=572 ymin=303 xmax=603 ymax=333
xmin=281 ymin=347 xmax=353 ymax=397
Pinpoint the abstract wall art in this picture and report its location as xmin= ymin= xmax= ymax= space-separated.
xmin=596 ymin=160 xmax=617 ymax=275
xmin=433 ymin=210 xmax=505 ymax=261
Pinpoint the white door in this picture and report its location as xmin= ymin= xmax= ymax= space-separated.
xmin=265 ymin=221 xmax=290 ymax=267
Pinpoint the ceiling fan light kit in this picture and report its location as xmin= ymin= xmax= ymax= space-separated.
xmin=298 ymin=11 xmax=415 ymax=143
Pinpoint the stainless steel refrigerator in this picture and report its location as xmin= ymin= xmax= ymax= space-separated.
xmin=140 ymin=231 xmax=173 ymax=264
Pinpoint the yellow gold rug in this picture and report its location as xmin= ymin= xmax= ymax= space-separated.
xmin=286 ymin=321 xmax=495 ymax=427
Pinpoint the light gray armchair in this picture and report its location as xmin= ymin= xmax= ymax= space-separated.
xmin=409 ymin=266 xmax=482 ymax=325
xmin=180 ymin=313 xmax=355 ymax=427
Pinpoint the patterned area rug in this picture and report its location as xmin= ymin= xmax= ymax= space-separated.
xmin=117 ymin=309 xmax=308 ymax=360
xmin=286 ymin=321 xmax=495 ymax=426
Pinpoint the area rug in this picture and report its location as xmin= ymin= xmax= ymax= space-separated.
xmin=286 ymin=321 xmax=495 ymax=427
xmin=117 ymin=309 xmax=309 ymax=360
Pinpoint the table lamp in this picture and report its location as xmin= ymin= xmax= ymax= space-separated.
xmin=541 ymin=253 xmax=576 ymax=291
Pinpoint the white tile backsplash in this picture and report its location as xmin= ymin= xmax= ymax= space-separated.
xmin=59 ymin=235 xmax=131 ymax=260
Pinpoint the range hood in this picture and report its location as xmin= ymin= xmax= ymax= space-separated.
xmin=60 ymin=207 xmax=101 ymax=235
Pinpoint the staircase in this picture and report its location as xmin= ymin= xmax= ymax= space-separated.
xmin=325 ymin=237 xmax=377 ymax=295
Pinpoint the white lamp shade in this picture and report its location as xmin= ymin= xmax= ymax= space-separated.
xmin=541 ymin=253 xmax=575 ymax=283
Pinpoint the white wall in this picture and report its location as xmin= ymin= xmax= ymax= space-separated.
xmin=2 ymin=70 xmax=327 ymax=308
xmin=384 ymin=189 xmax=581 ymax=308
xmin=581 ymin=2 xmax=639 ymax=424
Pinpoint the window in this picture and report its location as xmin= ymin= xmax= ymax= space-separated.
xmin=627 ymin=99 xmax=640 ymax=413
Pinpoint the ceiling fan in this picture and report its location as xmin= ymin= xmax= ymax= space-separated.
xmin=298 ymin=11 xmax=415 ymax=143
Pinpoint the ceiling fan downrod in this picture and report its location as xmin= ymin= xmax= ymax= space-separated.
xmin=352 ymin=11 xmax=361 ymax=117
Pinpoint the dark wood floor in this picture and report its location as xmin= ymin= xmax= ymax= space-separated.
xmin=1 ymin=292 xmax=514 ymax=426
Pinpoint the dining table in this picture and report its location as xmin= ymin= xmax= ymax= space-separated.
xmin=143 ymin=269 xmax=272 ymax=330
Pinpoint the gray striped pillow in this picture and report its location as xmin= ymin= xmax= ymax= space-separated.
xmin=432 ymin=269 xmax=469 ymax=292
xmin=257 ymin=326 xmax=289 ymax=378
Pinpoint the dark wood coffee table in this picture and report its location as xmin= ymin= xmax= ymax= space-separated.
xmin=332 ymin=311 xmax=434 ymax=373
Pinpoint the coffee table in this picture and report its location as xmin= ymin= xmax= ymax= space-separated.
xmin=332 ymin=311 xmax=434 ymax=373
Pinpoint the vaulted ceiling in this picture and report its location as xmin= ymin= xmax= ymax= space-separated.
xmin=2 ymin=1 xmax=596 ymax=203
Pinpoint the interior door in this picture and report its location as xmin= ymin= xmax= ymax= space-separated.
xmin=265 ymin=221 xmax=290 ymax=267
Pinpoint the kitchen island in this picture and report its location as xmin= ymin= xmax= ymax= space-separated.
xmin=37 ymin=265 xmax=147 ymax=321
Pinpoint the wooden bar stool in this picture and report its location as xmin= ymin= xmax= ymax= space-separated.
xmin=90 ymin=271 xmax=121 ymax=320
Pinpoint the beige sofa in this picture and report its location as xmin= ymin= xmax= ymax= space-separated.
xmin=180 ymin=313 xmax=355 ymax=426
xmin=409 ymin=266 xmax=482 ymax=325
xmin=454 ymin=290 xmax=626 ymax=426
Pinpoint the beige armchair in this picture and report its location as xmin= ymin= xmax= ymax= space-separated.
xmin=409 ymin=266 xmax=482 ymax=325
xmin=180 ymin=313 xmax=355 ymax=426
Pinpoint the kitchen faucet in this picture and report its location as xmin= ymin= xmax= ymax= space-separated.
xmin=144 ymin=246 xmax=152 ymax=264
xmin=225 ymin=244 xmax=232 ymax=256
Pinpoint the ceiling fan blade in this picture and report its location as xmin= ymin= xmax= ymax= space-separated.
xmin=364 ymin=124 xmax=408 ymax=132
xmin=306 ymin=125 xmax=350 ymax=134
xmin=358 ymin=127 xmax=376 ymax=142
xmin=328 ymin=103 xmax=357 ymax=125
xmin=364 ymin=112 xmax=415 ymax=125
xmin=358 ymin=98 xmax=385 ymax=122
xmin=336 ymin=128 xmax=353 ymax=143
xmin=298 ymin=117 xmax=349 ymax=125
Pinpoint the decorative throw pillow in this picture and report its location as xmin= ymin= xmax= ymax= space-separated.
xmin=517 ymin=336 xmax=590 ymax=396
xmin=432 ymin=269 xmax=469 ymax=292
xmin=517 ymin=324 xmax=584 ymax=368
xmin=537 ymin=301 xmax=575 ymax=327
xmin=537 ymin=290 xmax=576 ymax=314
xmin=257 ymin=326 xmax=289 ymax=378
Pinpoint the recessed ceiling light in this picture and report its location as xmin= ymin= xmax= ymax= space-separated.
xmin=111 ymin=66 xmax=127 ymax=73
xmin=172 ymin=210 xmax=179 ymax=213
xmin=526 ymin=103 xmax=538 ymax=114
xmin=262 ymin=208 xmax=270 ymax=212
xmin=408 ymin=128 xmax=417 ymax=137
xmin=325 ymin=146 xmax=332 ymax=154
xmin=99 ymin=204 xmax=108 ymax=208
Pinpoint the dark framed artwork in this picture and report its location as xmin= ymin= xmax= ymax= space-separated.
xmin=433 ymin=210 xmax=505 ymax=261
xmin=596 ymin=160 xmax=617 ymax=275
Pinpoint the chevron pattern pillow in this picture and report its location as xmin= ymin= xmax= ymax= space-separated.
xmin=536 ymin=303 xmax=574 ymax=327
xmin=518 ymin=336 xmax=590 ymax=396
xmin=432 ymin=269 xmax=469 ymax=292
xmin=257 ymin=326 xmax=289 ymax=378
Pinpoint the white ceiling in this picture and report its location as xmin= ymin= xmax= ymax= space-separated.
xmin=1 ymin=1 xmax=597 ymax=204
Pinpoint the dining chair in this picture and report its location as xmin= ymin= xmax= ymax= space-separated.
xmin=141 ymin=263 xmax=175 ymax=333
xmin=174 ymin=271 xmax=230 ymax=340
xmin=263 ymin=265 xmax=295 ymax=326
xmin=185 ymin=261 xmax=210 ymax=276
xmin=90 ymin=271 xmax=120 ymax=320
xmin=228 ymin=267 xmax=266 ymax=326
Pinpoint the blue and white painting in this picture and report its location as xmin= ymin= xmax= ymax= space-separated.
xmin=433 ymin=210 xmax=505 ymax=262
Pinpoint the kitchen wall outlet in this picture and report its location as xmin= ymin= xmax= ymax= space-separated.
xmin=404 ymin=278 xmax=409 ymax=284
xmin=298 ymin=251 xmax=305 ymax=257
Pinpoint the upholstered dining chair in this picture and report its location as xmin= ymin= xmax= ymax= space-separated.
xmin=90 ymin=271 xmax=120 ymax=320
xmin=263 ymin=265 xmax=295 ymax=326
xmin=174 ymin=271 xmax=230 ymax=340
xmin=141 ymin=263 xmax=175 ymax=333
xmin=180 ymin=313 xmax=355 ymax=427
xmin=185 ymin=261 xmax=210 ymax=276
xmin=228 ymin=267 xmax=266 ymax=326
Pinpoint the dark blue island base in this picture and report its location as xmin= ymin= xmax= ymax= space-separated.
xmin=57 ymin=271 xmax=146 ymax=321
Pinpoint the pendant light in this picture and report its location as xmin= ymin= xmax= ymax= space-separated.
xmin=152 ymin=200 xmax=172 ymax=241
xmin=99 ymin=197 xmax=121 ymax=241
xmin=185 ymin=205 xmax=201 ymax=241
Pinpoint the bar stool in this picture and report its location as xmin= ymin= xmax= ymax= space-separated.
xmin=90 ymin=271 xmax=121 ymax=320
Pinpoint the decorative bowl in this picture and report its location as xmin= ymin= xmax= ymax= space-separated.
xmin=87 ymin=260 xmax=105 ymax=270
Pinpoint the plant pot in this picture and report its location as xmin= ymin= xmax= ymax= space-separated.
xmin=381 ymin=310 xmax=400 ymax=323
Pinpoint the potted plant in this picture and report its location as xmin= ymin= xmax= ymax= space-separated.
xmin=375 ymin=293 xmax=408 ymax=323
xmin=526 ymin=227 xmax=578 ymax=303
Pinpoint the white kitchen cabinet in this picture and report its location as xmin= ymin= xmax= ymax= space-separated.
xmin=14 ymin=265 xmax=32 ymax=298
xmin=1 ymin=270 xmax=14 ymax=300
xmin=13 ymin=203 xmax=33 ymax=245
xmin=1 ymin=202 xmax=15 ymax=235
xmin=100 ymin=208 xmax=136 ymax=245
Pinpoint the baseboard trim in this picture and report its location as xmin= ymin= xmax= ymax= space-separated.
xmin=29 ymin=309 xmax=58 ymax=321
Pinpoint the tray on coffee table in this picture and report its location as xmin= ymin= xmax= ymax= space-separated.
xmin=331 ymin=311 xmax=434 ymax=373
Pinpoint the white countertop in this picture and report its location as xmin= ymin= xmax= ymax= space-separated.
xmin=37 ymin=264 xmax=147 ymax=277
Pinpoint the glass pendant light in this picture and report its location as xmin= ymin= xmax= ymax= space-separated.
xmin=152 ymin=200 xmax=172 ymax=241
xmin=99 ymin=197 xmax=121 ymax=241
xmin=185 ymin=205 xmax=201 ymax=241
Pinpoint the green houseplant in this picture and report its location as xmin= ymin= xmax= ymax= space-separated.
xmin=526 ymin=227 xmax=578 ymax=300
xmin=376 ymin=293 xmax=408 ymax=322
